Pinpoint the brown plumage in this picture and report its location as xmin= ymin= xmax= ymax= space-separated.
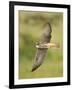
xmin=31 ymin=23 xmax=52 ymax=72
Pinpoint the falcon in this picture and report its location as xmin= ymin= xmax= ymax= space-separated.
xmin=31 ymin=22 xmax=59 ymax=72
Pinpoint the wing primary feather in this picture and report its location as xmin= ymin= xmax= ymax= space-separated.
xmin=31 ymin=49 xmax=47 ymax=72
xmin=31 ymin=22 xmax=52 ymax=72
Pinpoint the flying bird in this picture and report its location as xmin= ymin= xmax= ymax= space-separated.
xmin=31 ymin=23 xmax=59 ymax=72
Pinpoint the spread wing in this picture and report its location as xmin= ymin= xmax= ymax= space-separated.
xmin=31 ymin=23 xmax=52 ymax=72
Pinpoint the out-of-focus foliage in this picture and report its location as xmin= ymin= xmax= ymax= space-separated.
xmin=19 ymin=11 xmax=63 ymax=79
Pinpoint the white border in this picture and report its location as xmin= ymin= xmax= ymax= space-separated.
xmin=14 ymin=5 xmax=67 ymax=85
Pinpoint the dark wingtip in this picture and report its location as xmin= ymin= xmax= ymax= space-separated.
xmin=31 ymin=67 xmax=37 ymax=72
xmin=31 ymin=64 xmax=41 ymax=72
xmin=31 ymin=69 xmax=34 ymax=72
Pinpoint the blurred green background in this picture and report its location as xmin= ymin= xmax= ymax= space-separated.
xmin=19 ymin=11 xmax=63 ymax=79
